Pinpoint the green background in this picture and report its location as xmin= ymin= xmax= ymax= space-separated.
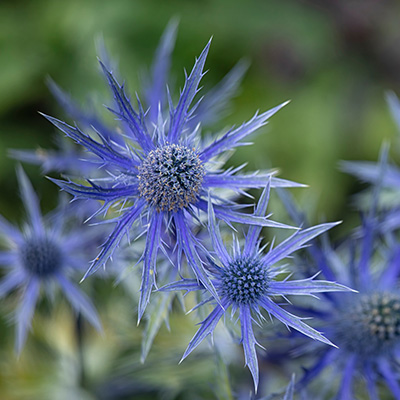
xmin=1 ymin=1 xmax=400 ymax=399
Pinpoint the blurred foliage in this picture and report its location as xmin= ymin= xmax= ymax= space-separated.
xmin=1 ymin=0 xmax=400 ymax=398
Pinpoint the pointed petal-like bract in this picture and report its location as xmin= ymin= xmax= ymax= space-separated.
xmin=243 ymin=182 xmax=271 ymax=257
xmin=240 ymin=305 xmax=259 ymax=391
xmin=196 ymin=199 xmax=294 ymax=229
xmin=261 ymin=222 xmax=341 ymax=267
xmin=203 ymin=172 xmax=304 ymax=190
xmin=159 ymin=279 xmax=204 ymax=293
xmin=17 ymin=166 xmax=44 ymax=236
xmin=386 ymin=91 xmax=400 ymax=132
xmin=16 ymin=278 xmax=40 ymax=353
xmin=337 ymin=355 xmax=356 ymax=400
xmin=200 ymin=102 xmax=289 ymax=161
xmin=138 ymin=212 xmax=163 ymax=322
xmin=174 ymin=211 xmax=220 ymax=304
xmin=81 ymin=200 xmax=146 ymax=281
xmin=49 ymin=177 xmax=138 ymax=202
xmin=168 ymin=39 xmax=211 ymax=143
xmin=99 ymin=61 xmax=153 ymax=152
xmin=259 ymin=296 xmax=336 ymax=347
xmin=40 ymin=113 xmax=137 ymax=170
xmin=191 ymin=59 xmax=248 ymax=127
xmin=181 ymin=303 xmax=226 ymax=362
xmin=268 ymin=277 xmax=355 ymax=296
xmin=146 ymin=19 xmax=178 ymax=122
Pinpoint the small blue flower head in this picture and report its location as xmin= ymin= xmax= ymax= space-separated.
xmin=296 ymin=230 xmax=400 ymax=399
xmin=286 ymin=150 xmax=400 ymax=399
xmin=40 ymin=23 xmax=302 ymax=321
xmin=161 ymin=183 xmax=352 ymax=392
xmin=0 ymin=167 xmax=102 ymax=353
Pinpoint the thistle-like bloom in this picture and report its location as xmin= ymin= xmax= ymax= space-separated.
xmin=161 ymin=184 xmax=352 ymax=391
xmin=41 ymin=26 xmax=301 ymax=320
xmin=293 ymin=223 xmax=400 ymax=399
xmin=0 ymin=167 xmax=102 ymax=352
xmin=280 ymin=156 xmax=400 ymax=399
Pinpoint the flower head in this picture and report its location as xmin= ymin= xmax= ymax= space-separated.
xmin=279 ymin=152 xmax=400 ymax=399
xmin=40 ymin=25 xmax=301 ymax=321
xmin=0 ymin=167 xmax=102 ymax=352
xmin=291 ymin=225 xmax=400 ymax=399
xmin=161 ymin=183 xmax=352 ymax=391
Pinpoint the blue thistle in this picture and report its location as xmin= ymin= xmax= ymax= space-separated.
xmin=161 ymin=183 xmax=352 ymax=392
xmin=292 ymin=227 xmax=400 ymax=399
xmin=279 ymin=150 xmax=400 ymax=399
xmin=40 ymin=25 xmax=302 ymax=321
xmin=0 ymin=167 xmax=102 ymax=353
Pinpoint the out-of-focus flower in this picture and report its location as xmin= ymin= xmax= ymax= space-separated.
xmin=293 ymin=222 xmax=400 ymax=399
xmin=161 ymin=183 xmax=352 ymax=391
xmin=40 ymin=24 xmax=301 ymax=321
xmin=0 ymin=167 xmax=102 ymax=353
xmin=280 ymin=150 xmax=400 ymax=399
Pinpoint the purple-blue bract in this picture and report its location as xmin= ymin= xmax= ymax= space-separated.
xmin=161 ymin=182 xmax=352 ymax=391
xmin=0 ymin=167 xmax=102 ymax=352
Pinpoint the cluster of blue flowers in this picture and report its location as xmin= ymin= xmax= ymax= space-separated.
xmin=2 ymin=22 xmax=400 ymax=399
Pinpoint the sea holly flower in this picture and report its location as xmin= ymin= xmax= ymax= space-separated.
xmin=279 ymin=151 xmax=400 ymax=399
xmin=160 ymin=184 xmax=352 ymax=391
xmin=40 ymin=28 xmax=302 ymax=321
xmin=291 ymin=221 xmax=400 ymax=399
xmin=0 ymin=167 xmax=102 ymax=352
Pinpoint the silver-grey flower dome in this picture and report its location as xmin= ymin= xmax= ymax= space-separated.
xmin=221 ymin=256 xmax=269 ymax=305
xmin=138 ymin=143 xmax=205 ymax=212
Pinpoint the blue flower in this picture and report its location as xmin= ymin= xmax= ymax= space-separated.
xmin=0 ymin=167 xmax=102 ymax=353
xmin=161 ymin=183 xmax=352 ymax=392
xmin=280 ymin=153 xmax=400 ymax=399
xmin=293 ymin=223 xmax=400 ymax=399
xmin=40 ymin=25 xmax=302 ymax=321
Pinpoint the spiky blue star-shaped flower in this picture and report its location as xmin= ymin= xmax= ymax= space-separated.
xmin=291 ymin=220 xmax=400 ymax=399
xmin=40 ymin=26 xmax=302 ymax=321
xmin=160 ymin=183 xmax=352 ymax=391
xmin=0 ymin=167 xmax=102 ymax=352
xmin=278 ymin=149 xmax=400 ymax=399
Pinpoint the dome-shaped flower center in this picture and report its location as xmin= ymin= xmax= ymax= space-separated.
xmin=138 ymin=144 xmax=205 ymax=212
xmin=20 ymin=237 xmax=63 ymax=277
xmin=221 ymin=256 xmax=268 ymax=305
xmin=334 ymin=292 xmax=400 ymax=356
